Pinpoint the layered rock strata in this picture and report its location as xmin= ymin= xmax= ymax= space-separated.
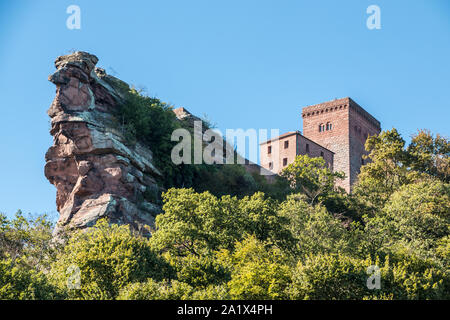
xmin=45 ymin=52 xmax=161 ymax=236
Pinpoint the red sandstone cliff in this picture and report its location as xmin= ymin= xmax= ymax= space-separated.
xmin=45 ymin=52 xmax=162 ymax=236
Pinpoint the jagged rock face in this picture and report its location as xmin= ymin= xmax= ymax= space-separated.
xmin=45 ymin=52 xmax=162 ymax=236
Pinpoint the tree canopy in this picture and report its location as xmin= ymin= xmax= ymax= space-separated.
xmin=1 ymin=128 xmax=449 ymax=300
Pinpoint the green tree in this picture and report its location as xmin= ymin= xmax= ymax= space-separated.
xmin=218 ymin=236 xmax=292 ymax=300
xmin=280 ymin=155 xmax=344 ymax=204
xmin=117 ymin=279 xmax=230 ymax=300
xmin=164 ymin=253 xmax=230 ymax=288
xmin=289 ymin=253 xmax=369 ymax=300
xmin=288 ymin=253 xmax=448 ymax=300
xmin=0 ymin=257 xmax=62 ymax=300
xmin=150 ymin=188 xmax=243 ymax=255
xmin=49 ymin=219 xmax=170 ymax=299
xmin=277 ymin=194 xmax=352 ymax=257
xmin=150 ymin=189 xmax=295 ymax=292
xmin=354 ymin=128 xmax=409 ymax=208
xmin=407 ymin=129 xmax=450 ymax=182
xmin=117 ymin=279 xmax=194 ymax=300
xmin=151 ymin=188 xmax=294 ymax=255
xmin=0 ymin=211 xmax=55 ymax=270
xmin=383 ymin=179 xmax=450 ymax=251
xmin=349 ymin=178 xmax=450 ymax=267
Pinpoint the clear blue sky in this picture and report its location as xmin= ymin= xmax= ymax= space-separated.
xmin=0 ymin=0 xmax=449 ymax=218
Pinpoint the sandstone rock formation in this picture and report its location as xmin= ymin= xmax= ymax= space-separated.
xmin=45 ymin=52 xmax=162 ymax=236
xmin=45 ymin=51 xmax=274 ymax=236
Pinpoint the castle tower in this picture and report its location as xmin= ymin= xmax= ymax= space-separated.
xmin=301 ymin=97 xmax=381 ymax=192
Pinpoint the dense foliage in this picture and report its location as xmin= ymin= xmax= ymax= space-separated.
xmin=1 ymin=129 xmax=449 ymax=300
xmin=116 ymin=88 xmax=283 ymax=197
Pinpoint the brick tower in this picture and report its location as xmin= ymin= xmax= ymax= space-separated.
xmin=301 ymin=97 xmax=381 ymax=192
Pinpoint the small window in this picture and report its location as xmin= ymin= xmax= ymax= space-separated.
xmin=283 ymin=158 xmax=288 ymax=166
xmin=361 ymin=157 xmax=365 ymax=165
xmin=320 ymin=151 xmax=324 ymax=158
xmin=268 ymin=146 xmax=272 ymax=154
xmin=269 ymin=162 xmax=273 ymax=170
xmin=306 ymin=144 xmax=310 ymax=153
xmin=326 ymin=122 xmax=332 ymax=131
xmin=284 ymin=140 xmax=289 ymax=149
xmin=319 ymin=124 xmax=324 ymax=132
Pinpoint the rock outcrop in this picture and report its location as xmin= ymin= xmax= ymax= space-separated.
xmin=45 ymin=52 xmax=162 ymax=236
xmin=45 ymin=51 xmax=274 ymax=236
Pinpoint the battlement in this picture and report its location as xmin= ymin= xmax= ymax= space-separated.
xmin=302 ymin=97 xmax=349 ymax=116
xmin=302 ymin=97 xmax=380 ymax=130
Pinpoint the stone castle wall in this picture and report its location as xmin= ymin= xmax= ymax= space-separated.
xmin=260 ymin=132 xmax=299 ymax=174
xmin=348 ymin=99 xmax=381 ymax=188
xmin=260 ymin=131 xmax=333 ymax=175
xmin=302 ymin=97 xmax=380 ymax=192
xmin=297 ymin=135 xmax=334 ymax=170
xmin=302 ymin=98 xmax=351 ymax=191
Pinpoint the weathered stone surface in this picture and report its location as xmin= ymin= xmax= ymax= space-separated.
xmin=45 ymin=52 xmax=162 ymax=236
xmin=301 ymin=97 xmax=381 ymax=192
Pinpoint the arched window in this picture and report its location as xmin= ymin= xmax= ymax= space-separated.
xmin=326 ymin=122 xmax=332 ymax=130
xmin=319 ymin=124 xmax=324 ymax=132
